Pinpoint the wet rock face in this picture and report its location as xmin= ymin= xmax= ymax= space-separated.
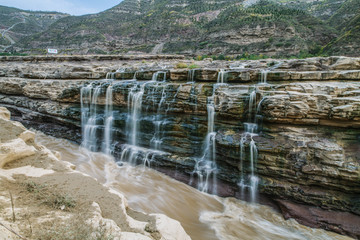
xmin=275 ymin=200 xmax=360 ymax=239
xmin=216 ymin=126 xmax=360 ymax=213
xmin=0 ymin=55 xmax=360 ymax=236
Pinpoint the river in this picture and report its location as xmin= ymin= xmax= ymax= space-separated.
xmin=35 ymin=131 xmax=350 ymax=240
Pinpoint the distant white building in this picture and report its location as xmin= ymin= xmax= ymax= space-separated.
xmin=47 ymin=48 xmax=58 ymax=54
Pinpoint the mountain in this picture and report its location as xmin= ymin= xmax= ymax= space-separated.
xmin=323 ymin=0 xmax=360 ymax=55
xmin=276 ymin=0 xmax=360 ymax=56
xmin=0 ymin=6 xmax=69 ymax=52
xmin=6 ymin=0 xmax=360 ymax=56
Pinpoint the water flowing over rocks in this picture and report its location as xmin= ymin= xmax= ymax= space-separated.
xmin=0 ymin=55 xmax=359 ymax=238
xmin=0 ymin=106 xmax=191 ymax=240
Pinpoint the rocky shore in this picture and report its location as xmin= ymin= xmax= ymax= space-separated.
xmin=0 ymin=55 xmax=359 ymax=238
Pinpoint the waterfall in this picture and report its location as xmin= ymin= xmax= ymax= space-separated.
xmin=238 ymin=121 xmax=260 ymax=202
xmin=106 ymin=72 xmax=116 ymax=80
xmin=127 ymin=83 xmax=146 ymax=146
xmin=120 ymin=144 xmax=160 ymax=166
xmin=80 ymin=84 xmax=92 ymax=141
xmin=81 ymin=84 xmax=103 ymax=151
xmin=260 ymin=69 xmax=269 ymax=84
xmin=151 ymin=84 xmax=167 ymax=150
xmin=81 ymin=81 xmax=115 ymax=153
xmin=102 ymin=84 xmax=114 ymax=155
xmin=192 ymin=73 xmax=230 ymax=193
xmin=189 ymin=83 xmax=203 ymax=113
xmin=119 ymin=71 xmax=167 ymax=165
xmin=249 ymin=137 xmax=259 ymax=202
xmin=238 ymin=64 xmax=274 ymax=202
xmin=152 ymin=71 xmax=167 ymax=81
xmin=248 ymin=89 xmax=257 ymax=122
xmin=80 ymin=70 xmax=265 ymax=199
xmin=151 ymin=120 xmax=162 ymax=150
xmin=79 ymin=71 xmax=171 ymax=168
xmin=239 ymin=134 xmax=246 ymax=197
xmin=166 ymin=84 xmax=182 ymax=113
xmin=191 ymin=84 xmax=219 ymax=194
xmin=260 ymin=61 xmax=283 ymax=84
xmin=133 ymin=71 xmax=138 ymax=80
xmin=188 ymin=69 xmax=196 ymax=83
xmin=217 ymin=69 xmax=227 ymax=84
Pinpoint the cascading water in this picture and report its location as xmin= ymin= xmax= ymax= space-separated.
xmin=80 ymin=69 xmax=260 ymax=198
xmin=260 ymin=61 xmax=283 ymax=84
xmin=127 ymin=83 xmax=147 ymax=146
xmin=248 ymin=89 xmax=257 ymax=122
xmin=81 ymin=84 xmax=103 ymax=152
xmin=79 ymin=75 xmax=157 ymax=166
xmin=191 ymin=84 xmax=219 ymax=194
xmin=188 ymin=69 xmax=196 ymax=83
xmin=106 ymin=72 xmax=114 ymax=79
xmin=102 ymin=83 xmax=114 ymax=155
xmin=260 ymin=69 xmax=269 ymax=84
xmin=217 ymin=69 xmax=227 ymax=84
xmin=152 ymin=71 xmax=167 ymax=82
xmin=238 ymin=120 xmax=260 ymax=202
xmin=118 ymin=71 xmax=169 ymax=165
xmin=80 ymin=84 xmax=92 ymax=140
xmin=150 ymin=84 xmax=167 ymax=150
xmin=80 ymin=69 xmax=262 ymax=199
xmin=239 ymin=69 xmax=273 ymax=202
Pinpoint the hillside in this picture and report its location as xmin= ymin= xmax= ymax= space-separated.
xmin=6 ymin=0 xmax=360 ymax=56
xmin=277 ymin=0 xmax=360 ymax=56
xmin=323 ymin=0 xmax=360 ymax=55
xmin=0 ymin=6 xmax=69 ymax=52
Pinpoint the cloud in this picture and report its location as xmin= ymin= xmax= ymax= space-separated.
xmin=0 ymin=0 xmax=100 ymax=15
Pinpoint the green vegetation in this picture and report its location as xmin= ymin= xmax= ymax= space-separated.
xmin=0 ymin=0 xmax=358 ymax=56
xmin=12 ymin=181 xmax=114 ymax=240
xmin=34 ymin=216 xmax=114 ymax=240
xmin=0 ymin=52 xmax=28 ymax=56
xmin=194 ymin=51 xmax=329 ymax=61
xmin=188 ymin=63 xmax=199 ymax=69
xmin=176 ymin=62 xmax=188 ymax=68
xmin=322 ymin=0 xmax=360 ymax=55
xmin=24 ymin=181 xmax=76 ymax=211
xmin=0 ymin=5 xmax=69 ymax=53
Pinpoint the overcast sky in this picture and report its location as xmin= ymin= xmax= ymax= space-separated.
xmin=0 ymin=0 xmax=122 ymax=16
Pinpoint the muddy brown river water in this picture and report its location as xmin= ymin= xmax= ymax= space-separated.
xmin=35 ymin=132 xmax=350 ymax=240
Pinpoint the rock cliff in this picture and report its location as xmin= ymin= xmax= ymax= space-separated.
xmin=0 ymin=55 xmax=359 ymax=238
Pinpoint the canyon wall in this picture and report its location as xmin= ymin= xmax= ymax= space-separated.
xmin=0 ymin=55 xmax=359 ymax=238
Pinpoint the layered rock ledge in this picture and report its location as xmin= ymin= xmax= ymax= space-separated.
xmin=0 ymin=107 xmax=191 ymax=240
xmin=0 ymin=55 xmax=359 ymax=238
